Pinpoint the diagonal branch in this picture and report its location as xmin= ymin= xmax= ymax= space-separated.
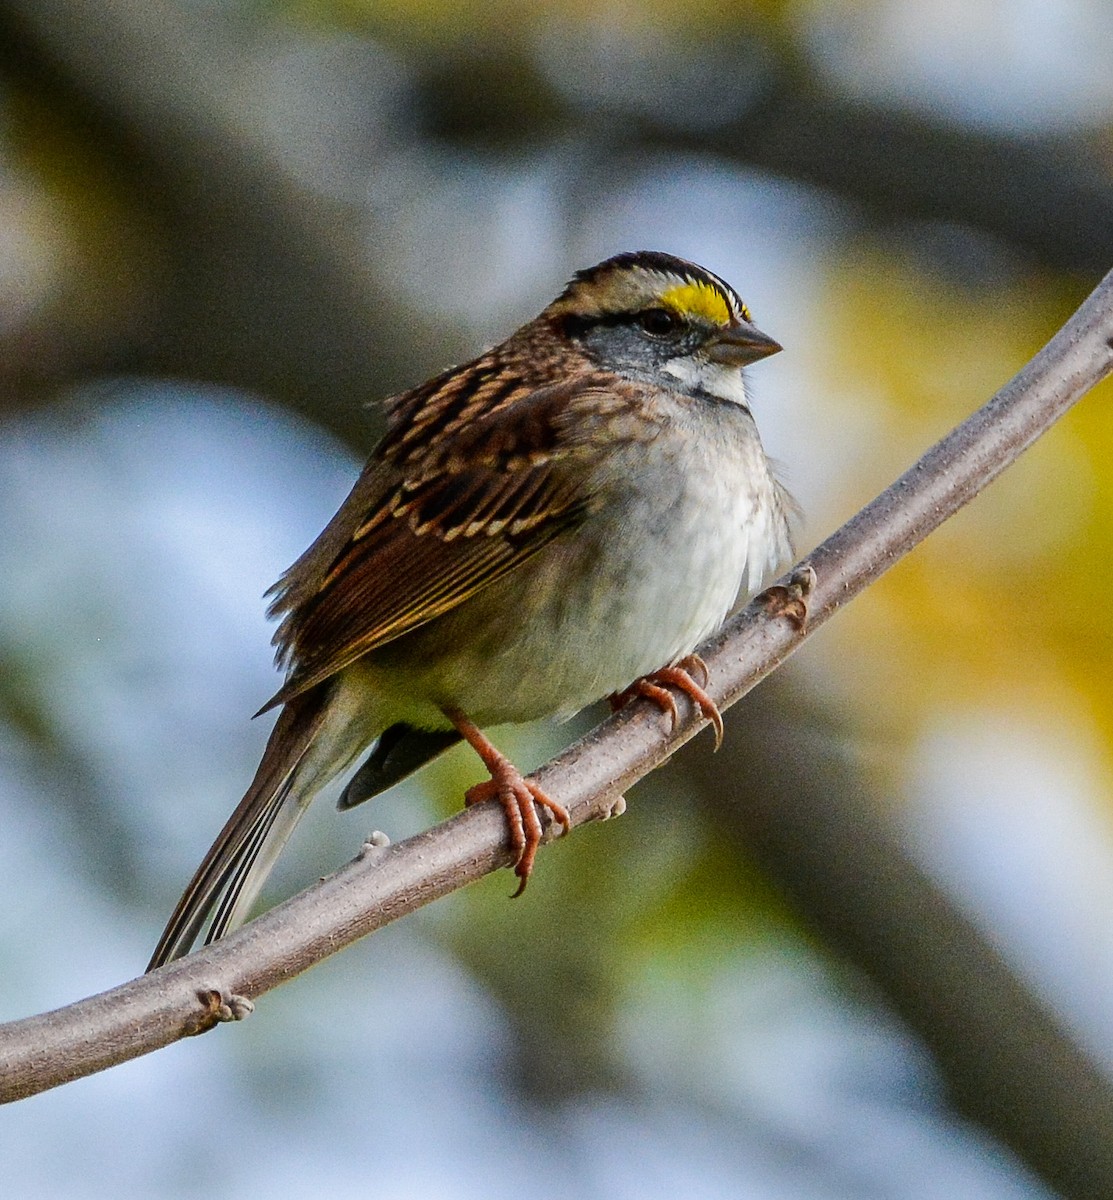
xmin=2 ymin=269 xmax=1112 ymax=1105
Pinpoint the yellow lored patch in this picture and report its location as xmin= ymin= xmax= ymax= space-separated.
xmin=659 ymin=280 xmax=738 ymax=326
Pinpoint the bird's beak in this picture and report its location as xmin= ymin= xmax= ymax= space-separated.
xmin=704 ymin=323 xmax=783 ymax=366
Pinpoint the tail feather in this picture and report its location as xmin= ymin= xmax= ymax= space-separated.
xmin=146 ymin=689 xmax=328 ymax=971
xmin=206 ymin=771 xmax=305 ymax=944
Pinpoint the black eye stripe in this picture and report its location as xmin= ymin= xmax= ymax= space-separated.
xmin=561 ymin=309 xmax=689 ymax=339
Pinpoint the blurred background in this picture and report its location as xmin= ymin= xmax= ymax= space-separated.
xmin=1 ymin=0 xmax=1112 ymax=1196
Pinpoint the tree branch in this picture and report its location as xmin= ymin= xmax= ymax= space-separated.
xmin=2 ymin=268 xmax=1111 ymax=1105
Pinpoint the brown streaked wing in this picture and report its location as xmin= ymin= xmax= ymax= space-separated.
xmin=257 ymin=374 xmax=624 ymax=714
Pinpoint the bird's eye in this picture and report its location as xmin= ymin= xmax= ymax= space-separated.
xmin=637 ymin=308 xmax=681 ymax=338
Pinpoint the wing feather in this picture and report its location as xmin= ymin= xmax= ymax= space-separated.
xmin=257 ymin=363 xmax=632 ymax=714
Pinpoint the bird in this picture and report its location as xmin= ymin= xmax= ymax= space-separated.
xmin=147 ymin=250 xmax=794 ymax=970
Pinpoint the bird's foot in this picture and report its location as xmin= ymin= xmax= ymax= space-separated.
xmin=758 ymin=564 xmax=817 ymax=630
xmin=444 ymin=707 xmax=570 ymax=897
xmin=464 ymin=768 xmax=569 ymax=897
xmin=609 ymin=654 xmax=724 ymax=749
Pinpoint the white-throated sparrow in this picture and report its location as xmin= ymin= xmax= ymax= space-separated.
xmin=148 ymin=250 xmax=793 ymax=969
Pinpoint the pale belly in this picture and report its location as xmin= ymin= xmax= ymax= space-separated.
xmin=356 ymin=407 xmax=791 ymax=731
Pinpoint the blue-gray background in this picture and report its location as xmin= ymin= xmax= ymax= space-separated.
xmin=2 ymin=1 xmax=1113 ymax=1196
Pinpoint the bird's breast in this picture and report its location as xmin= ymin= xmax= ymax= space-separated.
xmin=364 ymin=403 xmax=790 ymax=729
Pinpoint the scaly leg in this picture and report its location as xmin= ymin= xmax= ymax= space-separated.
xmin=443 ymin=707 xmax=570 ymax=897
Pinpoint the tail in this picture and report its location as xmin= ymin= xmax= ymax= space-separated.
xmin=147 ymin=687 xmax=330 ymax=971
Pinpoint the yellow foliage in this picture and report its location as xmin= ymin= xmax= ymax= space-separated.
xmin=287 ymin=0 xmax=784 ymax=45
xmin=807 ymin=241 xmax=1113 ymax=801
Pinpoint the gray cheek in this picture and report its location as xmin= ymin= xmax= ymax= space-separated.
xmin=577 ymin=326 xmax=677 ymax=376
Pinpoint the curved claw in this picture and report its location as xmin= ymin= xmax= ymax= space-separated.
xmin=446 ymin=707 xmax=570 ymax=895
xmin=609 ymin=655 xmax=724 ymax=749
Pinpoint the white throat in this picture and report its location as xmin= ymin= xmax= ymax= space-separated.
xmin=663 ymin=355 xmax=750 ymax=407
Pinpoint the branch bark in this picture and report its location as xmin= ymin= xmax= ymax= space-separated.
xmin=1 ymin=268 xmax=1112 ymax=1108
